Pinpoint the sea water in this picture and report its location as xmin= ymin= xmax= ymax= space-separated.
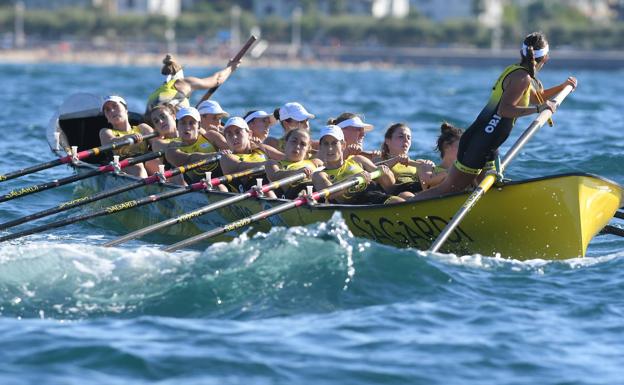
xmin=0 ymin=63 xmax=622 ymax=384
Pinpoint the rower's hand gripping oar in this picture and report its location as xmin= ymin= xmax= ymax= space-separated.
xmin=0 ymin=164 xmax=262 ymax=243
xmin=103 ymin=165 xmax=321 ymax=247
xmin=0 ymin=151 xmax=162 ymax=204
xmin=428 ymin=85 xmax=574 ymax=254
xmin=163 ymin=169 xmax=382 ymax=252
xmin=0 ymin=155 xmax=221 ymax=230
xmin=0 ymin=132 xmax=158 ymax=182
xmin=195 ymin=35 xmax=257 ymax=107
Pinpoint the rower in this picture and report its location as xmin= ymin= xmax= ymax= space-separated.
xmin=197 ymin=100 xmax=229 ymax=134
xmin=244 ymin=110 xmax=275 ymax=144
xmin=426 ymin=122 xmax=463 ymax=189
xmin=145 ymin=54 xmax=239 ymax=113
xmin=143 ymin=103 xmax=179 ymax=177
xmin=265 ymin=128 xmax=323 ymax=199
xmin=265 ymin=102 xmax=315 ymax=151
xmin=219 ymin=117 xmax=283 ymax=195
xmin=328 ymin=112 xmax=380 ymax=159
xmin=99 ymin=95 xmax=154 ymax=178
xmin=165 ymin=107 xmax=228 ymax=189
xmin=311 ymin=125 xmax=403 ymax=204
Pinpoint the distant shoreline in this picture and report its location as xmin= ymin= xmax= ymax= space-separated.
xmin=3 ymin=46 xmax=624 ymax=70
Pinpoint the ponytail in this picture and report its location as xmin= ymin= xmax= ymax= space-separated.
xmin=436 ymin=122 xmax=463 ymax=158
xmin=161 ymin=54 xmax=183 ymax=76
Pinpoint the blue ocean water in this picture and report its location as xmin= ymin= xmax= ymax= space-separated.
xmin=0 ymin=62 xmax=623 ymax=384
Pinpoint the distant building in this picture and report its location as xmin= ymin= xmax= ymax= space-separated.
xmin=98 ymin=0 xmax=181 ymax=18
xmin=252 ymin=0 xmax=409 ymax=19
xmin=18 ymin=0 xmax=93 ymax=9
xmin=410 ymin=0 xmax=502 ymax=25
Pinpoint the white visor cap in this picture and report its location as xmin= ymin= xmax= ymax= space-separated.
xmin=244 ymin=110 xmax=273 ymax=123
xmin=102 ymin=95 xmax=127 ymax=111
xmin=336 ymin=116 xmax=373 ymax=132
xmin=224 ymin=116 xmax=250 ymax=131
xmin=176 ymin=107 xmax=201 ymax=122
xmin=279 ymin=102 xmax=315 ymax=122
xmin=319 ymin=125 xmax=345 ymax=142
xmin=197 ymin=100 xmax=229 ymax=117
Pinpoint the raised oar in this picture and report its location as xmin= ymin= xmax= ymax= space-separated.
xmin=104 ymin=166 xmax=315 ymax=247
xmin=0 ymin=132 xmax=158 ymax=182
xmin=0 ymin=166 xmax=265 ymax=243
xmin=0 ymin=151 xmax=162 ymax=204
xmin=0 ymin=155 xmax=220 ymax=230
xmin=163 ymin=169 xmax=382 ymax=252
xmin=195 ymin=35 xmax=257 ymax=106
xmin=429 ymin=85 xmax=574 ymax=254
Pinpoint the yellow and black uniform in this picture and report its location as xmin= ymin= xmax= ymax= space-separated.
xmin=110 ymin=126 xmax=149 ymax=158
xmin=275 ymin=159 xmax=317 ymax=199
xmin=324 ymin=156 xmax=390 ymax=204
xmin=227 ymin=149 xmax=268 ymax=192
xmin=146 ymin=79 xmax=190 ymax=112
xmin=173 ymin=135 xmax=222 ymax=184
xmin=389 ymin=162 xmax=422 ymax=194
xmin=456 ymin=64 xmax=532 ymax=175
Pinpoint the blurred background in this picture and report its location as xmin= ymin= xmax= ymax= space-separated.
xmin=1 ymin=0 xmax=623 ymax=68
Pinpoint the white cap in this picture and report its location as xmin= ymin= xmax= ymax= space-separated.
xmin=102 ymin=95 xmax=127 ymax=111
xmin=279 ymin=102 xmax=315 ymax=122
xmin=176 ymin=107 xmax=201 ymax=122
xmin=319 ymin=125 xmax=344 ymax=142
xmin=337 ymin=116 xmax=373 ymax=132
xmin=197 ymin=100 xmax=229 ymax=117
xmin=244 ymin=110 xmax=272 ymax=123
xmin=224 ymin=116 xmax=249 ymax=131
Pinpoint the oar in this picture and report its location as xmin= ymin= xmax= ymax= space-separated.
xmin=428 ymin=85 xmax=574 ymax=253
xmin=0 ymin=151 xmax=163 ymax=204
xmin=614 ymin=210 xmax=624 ymax=220
xmin=0 ymin=155 xmax=221 ymax=230
xmin=104 ymin=166 xmax=316 ymax=247
xmin=195 ymin=35 xmax=257 ymax=106
xmin=601 ymin=225 xmax=624 ymax=237
xmin=0 ymin=132 xmax=158 ymax=182
xmin=163 ymin=169 xmax=382 ymax=252
xmin=0 ymin=166 xmax=265 ymax=243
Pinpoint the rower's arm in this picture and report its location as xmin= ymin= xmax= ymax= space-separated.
xmin=498 ymin=72 xmax=538 ymax=118
xmin=357 ymin=156 xmax=396 ymax=193
xmin=202 ymin=131 xmax=228 ymax=150
xmin=219 ymin=154 xmax=267 ymax=175
xmin=254 ymin=143 xmax=285 ymax=160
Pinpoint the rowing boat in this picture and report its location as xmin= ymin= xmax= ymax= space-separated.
xmin=47 ymin=94 xmax=623 ymax=260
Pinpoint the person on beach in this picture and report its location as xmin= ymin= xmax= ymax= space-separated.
xmin=327 ymin=112 xmax=380 ymax=159
xmin=165 ymin=107 xmax=229 ymax=189
xmin=145 ymin=54 xmax=239 ymax=112
xmin=99 ymin=95 xmax=154 ymax=178
xmin=409 ymin=31 xmax=577 ymax=201
xmin=265 ymin=102 xmax=315 ymax=151
xmin=244 ymin=110 xmax=275 ymax=144
xmin=219 ymin=117 xmax=284 ymax=195
xmin=375 ymin=123 xmax=437 ymax=197
xmin=265 ymin=128 xmax=323 ymax=199
xmin=197 ymin=100 xmax=229 ymax=133
xmin=311 ymin=125 xmax=403 ymax=204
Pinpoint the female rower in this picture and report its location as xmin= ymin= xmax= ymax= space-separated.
xmin=410 ymin=31 xmax=577 ymax=201
xmin=99 ymin=95 xmax=154 ymax=178
xmin=311 ymin=125 xmax=403 ymax=204
xmin=219 ymin=117 xmax=284 ymax=195
xmin=144 ymin=103 xmax=179 ymax=175
xmin=165 ymin=107 xmax=229 ymax=189
xmin=197 ymin=100 xmax=229 ymax=133
xmin=265 ymin=128 xmax=323 ymax=199
xmin=328 ymin=112 xmax=380 ymax=159
xmin=377 ymin=123 xmax=436 ymax=196
xmin=426 ymin=122 xmax=463 ymax=189
xmin=146 ymin=54 xmax=238 ymax=112
xmin=265 ymin=102 xmax=315 ymax=151
xmin=244 ymin=110 xmax=275 ymax=143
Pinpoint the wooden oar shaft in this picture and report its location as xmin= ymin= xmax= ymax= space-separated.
xmin=195 ymin=35 xmax=257 ymax=106
xmin=601 ymin=225 xmax=624 ymax=237
xmin=0 ymin=132 xmax=158 ymax=182
xmin=0 ymin=151 xmax=162 ymax=204
xmin=104 ymin=166 xmax=302 ymax=247
xmin=0 ymin=155 xmax=219 ymax=230
xmin=429 ymin=85 xmax=574 ymax=253
xmin=614 ymin=211 xmax=624 ymax=220
xmin=0 ymin=180 xmax=207 ymax=243
xmin=163 ymin=170 xmax=381 ymax=252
